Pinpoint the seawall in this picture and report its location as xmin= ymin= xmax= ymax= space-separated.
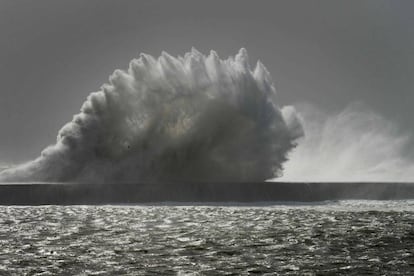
xmin=0 ymin=182 xmax=414 ymax=205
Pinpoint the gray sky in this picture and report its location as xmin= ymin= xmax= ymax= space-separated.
xmin=1 ymin=0 xmax=413 ymax=163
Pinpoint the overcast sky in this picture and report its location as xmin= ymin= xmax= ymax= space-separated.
xmin=1 ymin=0 xmax=413 ymax=163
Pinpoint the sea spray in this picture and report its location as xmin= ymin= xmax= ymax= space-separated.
xmin=0 ymin=48 xmax=303 ymax=182
xmin=280 ymin=103 xmax=414 ymax=182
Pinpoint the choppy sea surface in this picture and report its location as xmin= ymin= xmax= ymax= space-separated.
xmin=0 ymin=201 xmax=413 ymax=275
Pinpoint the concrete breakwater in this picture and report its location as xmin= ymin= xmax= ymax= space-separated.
xmin=1 ymin=182 xmax=414 ymax=205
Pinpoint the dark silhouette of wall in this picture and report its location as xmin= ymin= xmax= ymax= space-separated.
xmin=1 ymin=182 xmax=414 ymax=205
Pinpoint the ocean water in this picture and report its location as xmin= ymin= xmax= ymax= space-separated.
xmin=0 ymin=201 xmax=413 ymax=275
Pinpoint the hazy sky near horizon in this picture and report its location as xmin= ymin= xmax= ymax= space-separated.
xmin=0 ymin=0 xmax=413 ymax=163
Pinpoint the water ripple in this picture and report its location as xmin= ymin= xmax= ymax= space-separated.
xmin=0 ymin=201 xmax=413 ymax=275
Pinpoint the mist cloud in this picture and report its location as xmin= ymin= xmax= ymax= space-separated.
xmin=279 ymin=103 xmax=414 ymax=182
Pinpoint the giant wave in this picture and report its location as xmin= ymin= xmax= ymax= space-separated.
xmin=0 ymin=48 xmax=303 ymax=183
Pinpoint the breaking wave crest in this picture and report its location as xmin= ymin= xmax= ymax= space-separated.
xmin=0 ymin=48 xmax=303 ymax=183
